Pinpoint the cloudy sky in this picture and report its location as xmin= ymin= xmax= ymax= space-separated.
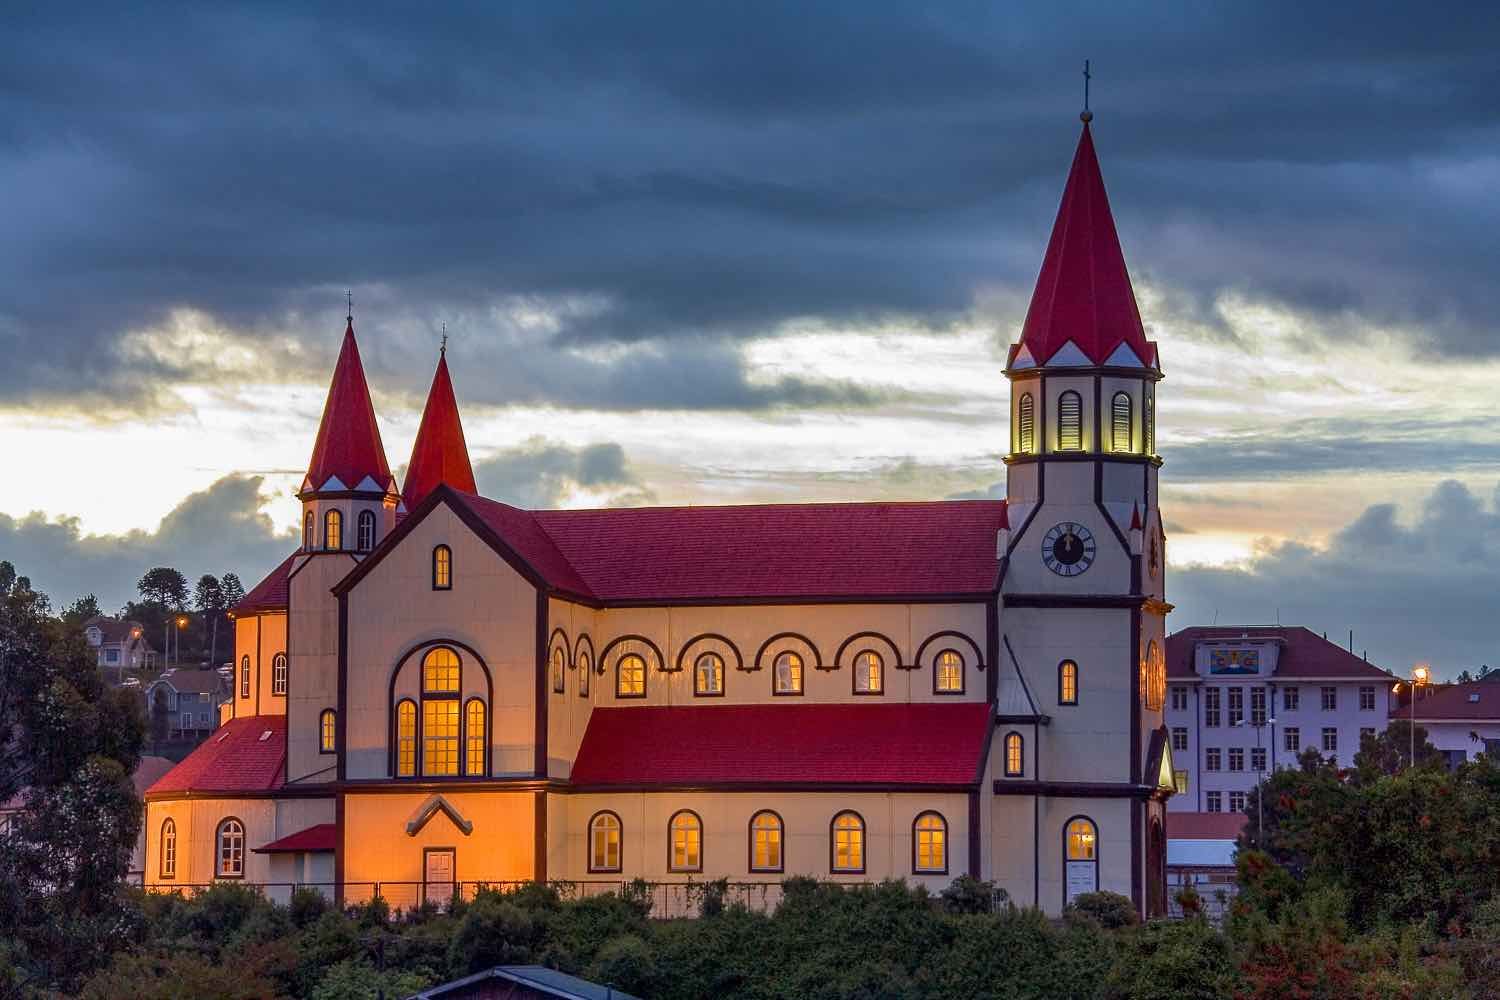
xmin=3 ymin=3 xmax=1499 ymax=676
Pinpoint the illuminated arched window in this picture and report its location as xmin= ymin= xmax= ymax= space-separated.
xmin=773 ymin=651 xmax=803 ymax=695
xmin=695 ymin=652 xmax=723 ymax=696
xmin=1057 ymin=391 xmax=1083 ymax=451
xmin=216 ymin=817 xmax=244 ymax=878
xmin=395 ymin=699 xmax=417 ymax=776
xmin=853 ymin=651 xmax=883 ymax=694
xmin=356 ymin=510 xmax=376 ymax=551
xmin=831 ymin=811 xmax=865 ymax=873
xmin=1064 ymin=816 xmax=1100 ymax=904
xmin=578 ymin=651 xmax=591 ymax=698
xmin=432 ymin=545 xmax=452 ymax=590
xmin=1017 ymin=392 xmax=1036 ymax=454
xmin=1067 ymin=817 xmax=1098 ymax=860
xmin=1142 ymin=640 xmax=1165 ymax=712
xmin=935 ymin=649 xmax=964 ymax=694
xmin=669 ymin=810 xmax=703 ymax=872
xmin=319 ymin=708 xmax=336 ymax=753
xmin=421 ymin=648 xmax=461 ymax=775
xmin=1111 ymin=392 xmax=1133 ymax=452
xmin=271 ymin=653 xmax=287 ymax=695
xmin=1004 ymin=731 xmax=1024 ymax=777
xmin=616 ymin=653 xmax=646 ymax=698
xmin=551 ymin=647 xmax=566 ymax=694
xmin=159 ymin=819 xmax=177 ymax=879
xmin=465 ymin=698 xmax=486 ymax=776
xmin=749 ymin=811 xmax=783 ymax=873
xmin=239 ymin=655 xmax=250 ymax=699
xmin=913 ymin=811 xmax=947 ymax=874
xmin=1059 ymin=660 xmax=1078 ymax=705
xmin=303 ymin=510 xmax=314 ymax=550
xmin=589 ymin=811 xmax=622 ymax=873
xmin=323 ymin=509 xmax=341 ymax=550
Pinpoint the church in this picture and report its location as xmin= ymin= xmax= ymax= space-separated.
xmin=144 ymin=115 xmax=1175 ymax=918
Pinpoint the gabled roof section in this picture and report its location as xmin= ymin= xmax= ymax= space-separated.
xmin=146 ymin=715 xmax=286 ymax=797
xmin=302 ymin=319 xmax=395 ymax=496
xmin=230 ymin=552 xmax=297 ymax=616
xmin=1410 ymin=681 xmax=1500 ymax=722
xmin=402 ymin=349 xmax=476 ymax=509
xmin=254 ymin=823 xmax=336 ymax=853
xmin=1016 ymin=123 xmax=1156 ymax=370
xmin=570 ymin=703 xmax=991 ymax=787
xmin=148 ymin=669 xmax=227 ymax=695
xmin=1166 ymin=626 xmax=1393 ymax=680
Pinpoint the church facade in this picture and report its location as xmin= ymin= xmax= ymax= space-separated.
xmin=144 ymin=118 xmax=1175 ymax=918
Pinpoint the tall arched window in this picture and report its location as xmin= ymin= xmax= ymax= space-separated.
xmin=464 ymin=698 xmax=486 ymax=776
xmin=303 ymin=510 xmax=314 ymax=550
xmin=239 ymin=655 xmax=250 ymax=699
xmin=323 ymin=509 xmax=342 ymax=550
xmin=1142 ymin=640 xmax=1166 ymax=711
xmin=668 ymin=810 xmax=703 ymax=872
xmin=1145 ymin=387 xmax=1156 ymax=454
xmin=578 ymin=651 xmax=591 ymax=698
xmin=695 ymin=652 xmax=724 ymax=696
xmin=551 ymin=647 xmax=566 ymax=694
xmin=216 ymin=818 xmax=245 ymax=878
xmin=271 ymin=653 xmax=288 ymax=695
xmin=831 ymin=811 xmax=865 ymax=873
xmin=913 ymin=812 xmax=947 ymax=874
xmin=319 ymin=709 xmax=336 ymax=753
xmin=853 ymin=651 xmax=883 ymax=694
xmin=1059 ymin=660 xmax=1079 ymax=705
xmin=422 ymin=648 xmax=460 ymax=775
xmin=396 ymin=699 xmax=417 ymax=776
xmin=356 ymin=510 xmax=376 ymax=551
xmin=934 ymin=649 xmax=964 ymax=694
xmin=749 ymin=810 xmax=784 ymax=873
xmin=1057 ymin=391 xmax=1083 ymax=451
xmin=1064 ymin=815 xmax=1100 ymax=904
xmin=159 ymin=818 xmax=177 ymax=879
xmin=1004 ymin=731 xmax=1024 ymax=777
xmin=432 ymin=545 xmax=452 ymax=590
xmin=1017 ymin=392 xmax=1036 ymax=454
xmin=616 ymin=653 xmax=646 ymax=698
xmin=1111 ymin=392 xmax=1133 ymax=452
xmin=773 ymin=651 xmax=803 ymax=695
xmin=589 ymin=811 xmax=622 ymax=873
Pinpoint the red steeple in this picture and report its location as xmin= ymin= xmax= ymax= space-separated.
xmin=302 ymin=319 xmax=394 ymax=496
xmin=1014 ymin=123 xmax=1156 ymax=369
xmin=402 ymin=347 xmax=476 ymax=508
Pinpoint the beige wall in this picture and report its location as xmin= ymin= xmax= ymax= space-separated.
xmin=144 ymin=796 xmax=336 ymax=888
xmin=287 ymin=554 xmax=354 ymax=781
xmin=231 ymin=612 xmax=287 ymax=719
xmin=1034 ymin=796 xmax=1134 ymax=916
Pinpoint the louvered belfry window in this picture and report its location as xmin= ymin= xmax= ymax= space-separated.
xmin=1058 ymin=391 xmax=1083 ymax=450
xmin=1111 ymin=392 xmax=1132 ymax=452
xmin=1017 ymin=393 xmax=1036 ymax=453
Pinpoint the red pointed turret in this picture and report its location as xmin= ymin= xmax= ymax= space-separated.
xmin=302 ymin=319 xmax=395 ymax=496
xmin=1014 ymin=122 xmax=1156 ymax=370
xmin=402 ymin=348 xmax=476 ymax=508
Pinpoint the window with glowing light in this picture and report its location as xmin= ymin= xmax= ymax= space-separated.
xmin=159 ymin=819 xmax=176 ymax=879
xmin=831 ymin=811 xmax=865 ymax=873
xmin=669 ymin=810 xmax=702 ymax=872
xmin=935 ymin=649 xmax=963 ymax=693
xmin=423 ymin=647 xmax=460 ymax=693
xmin=1141 ymin=641 xmax=1165 ymax=711
xmin=1111 ymin=392 xmax=1133 ymax=452
xmin=465 ymin=699 xmax=485 ymax=776
xmin=1004 ymin=731 xmax=1024 ymax=777
xmin=319 ymin=709 xmax=336 ymax=753
xmin=695 ymin=652 xmax=723 ymax=696
xmin=417 ymin=647 xmax=462 ymax=776
xmin=216 ymin=817 xmax=245 ymax=878
xmin=853 ymin=650 xmax=883 ymax=694
xmin=1057 ymin=391 xmax=1083 ymax=451
xmin=551 ymin=647 xmax=566 ymax=694
xmin=617 ymin=653 xmax=646 ymax=698
xmin=356 ymin=510 xmax=376 ymax=551
xmin=578 ymin=651 xmax=591 ymax=697
xmin=1145 ymin=387 xmax=1156 ymax=453
xmin=913 ymin=812 xmax=947 ymax=874
xmin=323 ymin=509 xmax=341 ymax=550
xmin=1016 ymin=392 xmax=1036 ymax=454
xmin=1066 ymin=817 xmax=1096 ymax=860
xmin=432 ymin=545 xmax=452 ymax=590
xmin=272 ymin=653 xmax=287 ymax=695
xmin=749 ymin=811 xmax=783 ymax=873
xmin=1059 ymin=659 xmax=1078 ymax=705
xmin=773 ymin=651 xmax=803 ymax=695
xmin=396 ymin=700 xmax=417 ymax=776
xmin=589 ymin=812 xmax=621 ymax=873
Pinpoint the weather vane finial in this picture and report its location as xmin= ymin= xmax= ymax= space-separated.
xmin=1081 ymin=59 xmax=1093 ymax=123
xmin=346 ymin=288 xmax=353 ymax=322
xmin=441 ymin=322 xmax=448 ymax=356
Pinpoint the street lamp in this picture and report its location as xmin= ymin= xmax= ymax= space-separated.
xmin=1233 ymin=713 xmax=1278 ymax=846
xmin=1409 ymin=664 xmax=1430 ymax=768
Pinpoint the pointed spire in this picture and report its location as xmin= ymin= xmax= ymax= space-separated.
xmin=1014 ymin=122 xmax=1156 ymax=370
xmin=403 ymin=346 xmax=476 ymax=508
xmin=302 ymin=318 xmax=395 ymax=496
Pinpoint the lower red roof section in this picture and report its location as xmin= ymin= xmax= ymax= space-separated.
xmin=147 ymin=715 xmax=286 ymax=796
xmin=254 ymin=822 xmax=337 ymax=853
xmin=231 ymin=552 xmax=297 ymax=616
xmin=1167 ymin=811 xmax=1247 ymax=840
xmin=570 ymin=702 xmax=992 ymax=787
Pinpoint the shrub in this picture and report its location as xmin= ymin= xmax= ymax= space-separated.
xmin=446 ymin=893 xmax=542 ymax=975
xmin=588 ymin=934 xmax=657 ymax=996
xmin=1066 ymin=891 xmax=1138 ymax=929
xmin=939 ymin=875 xmax=1005 ymax=915
xmin=288 ymin=888 xmax=330 ymax=929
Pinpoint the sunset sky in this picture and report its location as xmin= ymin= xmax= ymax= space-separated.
xmin=4 ymin=4 xmax=1499 ymax=675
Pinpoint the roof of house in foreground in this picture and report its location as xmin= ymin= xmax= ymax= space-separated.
xmin=410 ymin=965 xmax=642 ymax=1000
xmin=1167 ymin=626 xmax=1393 ymax=680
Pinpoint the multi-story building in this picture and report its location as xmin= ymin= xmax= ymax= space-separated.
xmin=1408 ymin=679 xmax=1500 ymax=768
xmin=83 ymin=615 xmax=158 ymax=679
xmin=144 ymin=113 xmax=1178 ymax=917
xmin=1165 ymin=626 xmax=1395 ymax=812
xmin=145 ymin=669 xmax=230 ymax=739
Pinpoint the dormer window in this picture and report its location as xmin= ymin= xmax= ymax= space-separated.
xmin=356 ymin=510 xmax=376 ymax=552
xmin=1057 ymin=391 xmax=1083 ymax=450
xmin=323 ymin=509 xmax=342 ymax=550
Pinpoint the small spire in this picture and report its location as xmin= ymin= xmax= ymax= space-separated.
xmin=441 ymin=322 xmax=448 ymax=357
xmin=1081 ymin=59 xmax=1093 ymax=123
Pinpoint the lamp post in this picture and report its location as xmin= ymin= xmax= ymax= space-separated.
xmin=1233 ymin=714 xmax=1278 ymax=846
xmin=1410 ymin=664 xmax=1430 ymax=768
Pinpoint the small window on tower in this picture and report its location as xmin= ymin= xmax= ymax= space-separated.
xmin=356 ymin=510 xmax=376 ymax=551
xmin=1111 ymin=392 xmax=1132 ymax=452
xmin=1017 ymin=393 xmax=1036 ymax=454
xmin=323 ymin=509 xmax=342 ymax=550
xmin=303 ymin=511 xmax=314 ymax=550
xmin=1057 ymin=391 xmax=1083 ymax=450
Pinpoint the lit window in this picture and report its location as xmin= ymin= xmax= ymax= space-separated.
xmin=1111 ymin=392 xmax=1133 ymax=452
xmin=432 ymin=545 xmax=452 ymax=590
xmin=1004 ymin=732 xmax=1024 ymax=777
xmin=617 ymin=653 xmax=646 ymax=698
xmin=465 ymin=699 xmax=485 ymax=776
xmin=935 ymin=650 xmax=963 ymax=693
xmin=396 ymin=700 xmax=417 ymax=776
xmin=1059 ymin=660 xmax=1078 ymax=705
xmin=1017 ymin=392 xmax=1036 ymax=454
xmin=1066 ymin=817 xmax=1096 ymax=860
xmin=854 ymin=651 xmax=883 ymax=694
xmin=1142 ymin=641 xmax=1165 ymax=711
xmin=913 ymin=812 xmax=946 ymax=873
xmin=669 ymin=811 xmax=702 ymax=872
xmin=356 ymin=510 xmax=376 ymax=551
xmin=831 ymin=812 xmax=864 ymax=873
xmin=324 ymin=509 xmax=342 ymax=550
xmin=303 ymin=511 xmax=314 ymax=550
xmin=216 ymin=818 xmax=244 ymax=878
xmin=1145 ymin=388 xmax=1156 ymax=454
xmin=552 ymin=647 xmax=566 ymax=694
xmin=160 ymin=819 xmax=176 ymax=879
xmin=589 ymin=812 xmax=621 ymax=873
xmin=272 ymin=653 xmax=287 ymax=695
xmin=695 ymin=652 xmax=723 ymax=696
xmin=1057 ymin=391 xmax=1083 ymax=450
xmin=423 ymin=647 xmax=460 ymax=693
xmin=749 ymin=811 xmax=783 ymax=872
xmin=578 ymin=651 xmax=591 ymax=697
xmin=774 ymin=651 xmax=803 ymax=695
xmin=319 ymin=709 xmax=336 ymax=753
xmin=1173 ymin=770 xmax=1189 ymax=795
xmin=423 ymin=699 xmax=459 ymax=776
xmin=240 ymin=655 xmax=250 ymax=699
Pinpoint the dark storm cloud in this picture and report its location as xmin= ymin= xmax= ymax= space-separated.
xmin=473 ymin=439 xmax=653 ymax=509
xmin=3 ymin=2 xmax=1499 ymax=409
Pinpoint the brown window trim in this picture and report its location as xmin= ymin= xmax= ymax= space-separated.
xmin=829 ymin=810 xmax=866 ymax=874
xmin=747 ymin=810 xmax=785 ymax=874
xmin=159 ymin=818 xmax=177 ymax=880
xmin=615 ymin=653 xmax=648 ymax=700
xmin=239 ymin=655 xmax=251 ymax=699
xmin=693 ymin=652 xmax=726 ymax=698
xmin=431 ymin=545 xmax=453 ymax=591
xmin=911 ymin=810 xmax=949 ymax=875
xmin=271 ymin=653 xmax=288 ymax=697
xmin=1058 ymin=659 xmax=1079 ymax=706
xmin=323 ymin=509 xmax=342 ymax=551
xmin=1004 ymin=731 xmax=1025 ymax=778
xmin=356 ymin=509 xmax=376 ymax=552
xmin=578 ymin=652 xmax=591 ymax=698
xmin=932 ymin=648 xmax=966 ymax=696
xmin=667 ymin=809 xmax=704 ymax=874
xmin=587 ymin=810 xmax=623 ymax=874
xmin=395 ymin=698 xmax=418 ymax=777
xmin=851 ymin=649 xmax=885 ymax=696
xmin=463 ymin=697 xmax=487 ymax=777
xmin=215 ymin=816 xmax=246 ymax=880
xmin=771 ymin=651 xmax=805 ymax=697
xmin=319 ymin=708 xmax=337 ymax=754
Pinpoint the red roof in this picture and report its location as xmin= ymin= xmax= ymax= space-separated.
xmin=303 ymin=320 xmax=394 ymax=495
xmin=1167 ymin=626 xmax=1393 ymax=680
xmin=403 ymin=350 xmax=476 ymax=509
xmin=1411 ymin=681 xmax=1500 ymax=721
xmin=147 ymin=715 xmax=285 ymax=796
xmin=253 ymin=823 xmax=336 ymax=853
xmin=1015 ymin=123 xmax=1155 ymax=369
xmin=1168 ymin=812 xmax=1247 ymax=840
xmin=132 ymin=756 xmax=176 ymax=797
xmin=231 ymin=552 xmax=296 ymax=616
xmin=570 ymin=703 xmax=992 ymax=787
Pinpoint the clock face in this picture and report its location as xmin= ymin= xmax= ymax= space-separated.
xmin=1042 ymin=522 xmax=1096 ymax=577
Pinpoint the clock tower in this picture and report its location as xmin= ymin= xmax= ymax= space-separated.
xmin=996 ymin=115 xmax=1173 ymax=917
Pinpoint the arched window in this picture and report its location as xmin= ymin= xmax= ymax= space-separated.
xmin=432 ymin=545 xmax=452 ymax=590
xmin=1004 ymin=731 xmax=1024 ymax=777
xmin=1145 ymin=640 xmax=1166 ymax=711
xmin=319 ymin=709 xmax=336 ymax=753
xmin=1064 ymin=816 xmax=1100 ymax=904
xmin=396 ymin=699 xmax=417 ymax=776
xmin=239 ymin=655 xmax=250 ymax=699
xmin=1145 ymin=387 xmax=1156 ymax=454
xmin=578 ymin=651 xmax=591 ymax=698
xmin=159 ymin=818 xmax=177 ymax=879
xmin=1017 ymin=392 xmax=1036 ymax=454
xmin=303 ymin=510 xmax=314 ymax=550
xmin=589 ymin=811 xmax=622 ymax=873
xmin=831 ymin=811 xmax=865 ymax=873
xmin=913 ymin=812 xmax=947 ymax=874
xmin=695 ymin=652 xmax=723 ymax=696
xmin=853 ymin=650 xmax=883 ymax=695
xmin=323 ymin=509 xmax=342 ymax=550
xmin=749 ymin=811 xmax=784 ymax=873
xmin=356 ymin=510 xmax=376 ymax=551
xmin=422 ymin=648 xmax=461 ymax=776
xmin=216 ymin=818 xmax=245 ymax=878
xmin=551 ymin=647 xmax=566 ymax=694
xmin=616 ymin=653 xmax=646 ymax=698
xmin=1057 ymin=391 xmax=1083 ymax=451
xmin=668 ymin=810 xmax=703 ymax=872
xmin=465 ymin=699 xmax=486 ymax=776
xmin=1059 ymin=660 xmax=1079 ymax=705
xmin=773 ymin=651 xmax=803 ymax=695
xmin=935 ymin=649 xmax=964 ymax=694
xmin=1111 ymin=392 xmax=1133 ymax=453
xmin=271 ymin=653 xmax=287 ymax=695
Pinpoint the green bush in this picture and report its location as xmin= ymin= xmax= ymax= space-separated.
xmin=446 ymin=892 xmax=543 ymax=975
xmin=1066 ymin=891 xmax=1138 ymax=929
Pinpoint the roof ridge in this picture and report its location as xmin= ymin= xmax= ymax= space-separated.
xmin=525 ymin=498 xmax=1008 ymax=516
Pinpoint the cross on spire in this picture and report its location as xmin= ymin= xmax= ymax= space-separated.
xmin=441 ymin=322 xmax=448 ymax=356
xmin=346 ymin=288 xmax=353 ymax=321
xmin=1081 ymin=60 xmax=1093 ymax=123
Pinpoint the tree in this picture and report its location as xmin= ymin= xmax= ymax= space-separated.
xmin=1352 ymin=719 xmax=1441 ymax=780
xmin=61 ymin=594 xmax=102 ymax=629
xmin=137 ymin=567 xmax=189 ymax=609
xmin=194 ymin=575 xmax=226 ymax=666
xmin=220 ymin=572 xmax=246 ymax=611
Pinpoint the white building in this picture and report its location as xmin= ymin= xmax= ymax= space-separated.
xmin=1165 ymin=626 xmax=1395 ymax=813
xmin=83 ymin=615 xmax=158 ymax=679
xmin=1408 ymin=680 xmax=1500 ymax=768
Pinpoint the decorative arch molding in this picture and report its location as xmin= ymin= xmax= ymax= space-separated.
xmin=752 ymin=631 xmax=823 ymax=673
xmin=596 ymin=634 xmax=666 ymax=676
xmin=547 ymin=627 xmax=571 ymax=664
xmin=384 ymin=638 xmax=495 ymax=778
xmin=405 ymin=794 xmax=474 ymax=836
xmin=572 ymin=633 xmax=594 ymax=672
xmin=833 ymin=631 xmax=906 ymax=672
xmin=675 ymin=633 xmax=745 ymax=675
xmin=915 ymin=630 xmax=987 ymax=672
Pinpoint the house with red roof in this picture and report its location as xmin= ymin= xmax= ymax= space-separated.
xmin=1408 ymin=680 xmax=1500 ymax=768
xmin=144 ymin=112 xmax=1176 ymax=917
